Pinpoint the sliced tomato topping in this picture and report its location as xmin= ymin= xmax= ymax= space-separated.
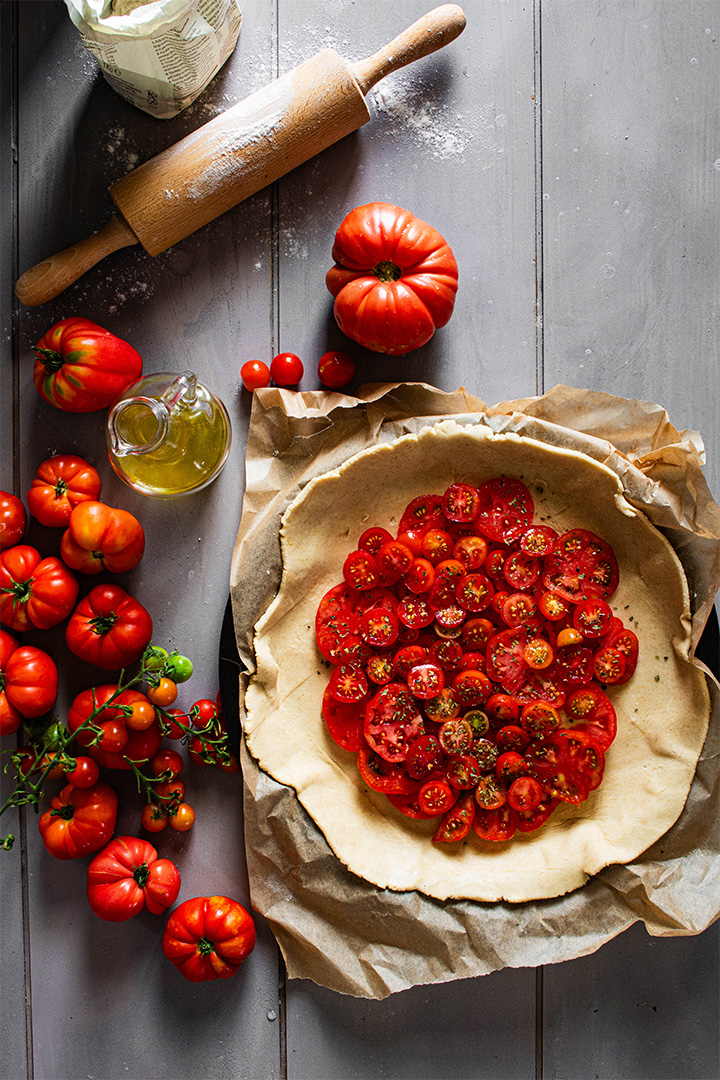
xmin=473 ymin=804 xmax=518 ymax=842
xmin=329 ymin=664 xmax=368 ymax=704
xmin=366 ymin=653 xmax=395 ymax=685
xmin=542 ymin=529 xmax=619 ymax=603
xmin=423 ymin=688 xmax=461 ymax=723
xmin=525 ymin=729 xmax=605 ymax=804
xmin=442 ymin=483 xmax=481 ymax=523
xmin=452 ymin=535 xmax=488 ymax=569
xmin=376 ymin=540 xmax=414 ymax=584
xmin=360 ymin=608 xmax=399 ymax=648
xmin=363 ymin=683 xmax=424 ymax=762
xmin=485 ymin=692 xmax=520 ymax=724
xmin=357 ymin=743 xmax=420 ymax=794
xmin=455 ymin=573 xmax=494 ymax=613
xmin=445 ymin=753 xmax=483 ymax=790
xmin=343 ymin=549 xmax=380 ymax=590
xmin=386 ymin=790 xmax=437 ymax=819
xmin=418 ymin=778 xmax=457 ymax=815
xmin=514 ymin=669 xmax=566 ymax=709
xmin=420 ymin=530 xmax=454 ymax=564
xmin=438 ymin=717 xmax=473 ymax=755
xmin=397 ymin=594 xmax=435 ymax=629
xmin=593 ymin=646 xmax=627 ymax=684
xmin=554 ymin=644 xmax=595 ymax=687
xmin=486 ymin=626 xmax=529 ymax=694
xmin=573 ymin=598 xmax=614 ymax=638
xmin=523 ymin=637 xmax=554 ymax=670
xmin=393 ymin=644 xmax=428 ymax=678
xmin=508 ymin=775 xmax=543 ymax=812
xmin=405 ymin=733 xmax=444 ymax=780
xmin=538 ymin=590 xmax=570 ymax=621
xmin=451 ymin=668 xmax=491 ymax=707
xmin=428 ymin=638 xmax=463 ymax=672
xmin=358 ymin=526 xmax=393 ymax=555
xmin=407 ymin=662 xmax=445 ymax=699
xmin=564 ymin=684 xmax=617 ymax=749
xmin=501 ymin=592 xmax=537 ymax=627
xmin=496 ymin=751 xmax=528 ymax=785
xmin=503 ymin=551 xmax=540 ymax=590
xmin=494 ymin=724 xmax=529 ymax=753
xmin=433 ymin=792 xmax=475 ymax=843
xmin=322 ymin=687 xmax=366 ymax=752
xmin=398 ymin=494 xmax=446 ymax=536
xmin=520 ymin=525 xmax=559 ymax=557
xmin=474 ymin=774 xmax=508 ymax=810
xmin=405 ymin=558 xmax=436 ymax=594
xmin=461 ymin=617 xmax=495 ymax=650
xmin=474 ymin=478 xmax=534 ymax=544
xmin=598 ymin=621 xmax=638 ymax=683
xmin=520 ymin=700 xmax=561 ymax=738
xmin=515 ymin=794 xmax=558 ymax=833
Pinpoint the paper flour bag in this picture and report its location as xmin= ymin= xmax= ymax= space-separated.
xmin=65 ymin=0 xmax=242 ymax=119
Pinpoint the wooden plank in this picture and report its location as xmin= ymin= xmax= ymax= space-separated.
xmin=278 ymin=2 xmax=540 ymax=1074
xmin=540 ymin=3 xmax=720 ymax=1077
xmin=10 ymin=3 xmax=283 ymax=1078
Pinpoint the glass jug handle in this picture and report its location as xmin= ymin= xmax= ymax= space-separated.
xmin=107 ymin=396 xmax=170 ymax=458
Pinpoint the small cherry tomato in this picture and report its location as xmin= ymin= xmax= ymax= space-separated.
xmin=538 ymin=591 xmax=570 ymax=621
xmin=474 ymin=774 xmax=507 ymax=810
xmin=556 ymin=627 xmax=584 ymax=648
xmin=418 ymin=778 xmax=457 ymax=815
xmin=65 ymin=756 xmax=100 ymax=789
xmin=192 ymin=699 xmax=219 ymax=730
xmin=508 ymin=775 xmax=543 ymax=812
xmin=141 ymin=802 xmax=168 ymax=833
xmin=40 ymin=753 xmax=68 ymax=780
xmin=126 ymin=698 xmax=157 ymax=731
xmin=164 ymin=654 xmax=194 ymax=683
xmin=151 ymin=749 xmax=184 ymax=778
xmin=162 ymin=707 xmax=188 ymax=740
xmin=523 ymin=637 xmax=554 ymax=670
xmin=318 ymin=350 xmax=355 ymax=389
xmin=270 ymin=352 xmax=304 ymax=386
xmin=147 ymin=678 xmax=178 ymax=707
xmin=168 ymin=802 xmax=196 ymax=832
xmin=240 ymin=360 xmax=271 ymax=391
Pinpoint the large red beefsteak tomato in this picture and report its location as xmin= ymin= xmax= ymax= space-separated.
xmin=65 ymin=584 xmax=152 ymax=670
xmin=33 ymin=317 xmax=143 ymax=413
xmin=87 ymin=836 xmax=181 ymax=921
xmin=162 ymin=896 xmax=256 ymax=982
xmin=0 ymin=544 xmax=79 ymax=631
xmin=38 ymin=781 xmax=118 ymax=860
xmin=325 ymin=202 xmax=458 ymax=355
xmin=0 ymin=628 xmax=58 ymax=732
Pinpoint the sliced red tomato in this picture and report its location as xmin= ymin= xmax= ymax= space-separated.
xmin=554 ymin=645 xmax=595 ymax=687
xmin=486 ymin=693 xmax=520 ymax=724
xmin=514 ymin=669 xmax=566 ymax=708
xmin=329 ymin=664 xmax=368 ymax=703
xmin=495 ymin=751 xmax=528 ymax=786
xmin=525 ymin=729 xmax=605 ymax=804
xmin=485 ymin=625 xmax=528 ymax=694
xmin=564 ymin=685 xmax=617 ymax=749
xmin=438 ymin=717 xmax=473 ymax=755
xmin=376 ymin=540 xmax=414 ymax=584
xmin=515 ymin=794 xmax=559 ymax=833
xmin=343 ymin=550 xmax=379 ymax=590
xmin=598 ymin=621 xmax=639 ymax=684
xmin=573 ymin=598 xmax=614 ymax=638
xmin=366 ymin=653 xmax=395 ymax=685
xmin=363 ymin=683 xmax=424 ymax=762
xmin=503 ymin=551 xmax=540 ymax=590
xmin=473 ymin=804 xmax=518 ymax=842
xmin=473 ymin=774 xmax=508 ymax=810
xmin=358 ymin=527 xmax=393 ymax=555
xmin=405 ymin=733 xmax=444 ymax=780
xmin=418 ymin=778 xmax=457 ymax=815
xmin=433 ymin=791 xmax=475 ymax=842
xmin=428 ymin=638 xmax=463 ymax=672
xmin=386 ymin=790 xmax=437 ymax=819
xmin=405 ymin=558 xmax=436 ymax=594
xmin=494 ymin=725 xmax=529 ymax=753
xmin=520 ymin=701 xmax=561 ymax=738
xmin=593 ymin=647 xmax=627 ymax=684
xmin=398 ymin=495 xmax=446 ymax=536
xmin=393 ymin=644 xmax=428 ymax=677
xmin=451 ymin=669 xmax=491 ymax=707
xmin=474 ymin=478 xmax=534 ymax=544
xmin=523 ymin=637 xmax=554 ymax=670
xmin=397 ymin=595 xmax=434 ymax=629
xmin=420 ymin=530 xmax=453 ymax=564
xmin=356 ymin=742 xmax=419 ymax=794
xmin=315 ymin=584 xmax=395 ymax=664
xmin=520 ymin=525 xmax=558 ymax=557
xmin=538 ymin=590 xmax=570 ymax=621
xmin=407 ymin=663 xmax=445 ymax=699
xmin=501 ymin=593 xmax=537 ymax=627
xmin=360 ymin=607 xmax=399 ymax=648
xmin=461 ymin=617 xmax=495 ymax=649
xmin=455 ymin=573 xmax=494 ymax=613
xmin=442 ymin=483 xmax=480 ymax=523
xmin=508 ymin=775 xmax=543 ymax=812
xmin=445 ymin=753 xmax=483 ymax=790
xmin=423 ymin=688 xmax=461 ymax=723
xmin=542 ymin=529 xmax=619 ymax=603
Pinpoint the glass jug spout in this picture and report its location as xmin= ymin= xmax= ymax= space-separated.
xmin=162 ymin=370 xmax=197 ymax=409
xmin=107 ymin=395 xmax=170 ymax=458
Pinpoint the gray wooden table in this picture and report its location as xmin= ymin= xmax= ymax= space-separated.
xmin=2 ymin=2 xmax=719 ymax=1078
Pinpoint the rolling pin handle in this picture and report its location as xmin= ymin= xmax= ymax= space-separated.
xmin=14 ymin=213 xmax=139 ymax=307
xmin=349 ymin=4 xmax=467 ymax=96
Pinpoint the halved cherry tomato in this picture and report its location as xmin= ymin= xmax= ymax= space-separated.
xmin=428 ymin=639 xmax=463 ymax=672
xmin=520 ymin=525 xmax=558 ymax=557
xmin=442 ymin=483 xmax=480 ymax=523
xmin=420 ymin=530 xmax=453 ymax=564
xmin=455 ymin=573 xmax=494 ymax=613
xmin=343 ymin=550 xmax=379 ymax=591
xmin=418 ymin=778 xmax=457 ymax=815
xmin=398 ymin=495 xmax=445 ymax=536
xmin=438 ymin=717 xmax=473 ymax=755
xmin=593 ymin=647 xmax=627 ymax=684
xmin=501 ymin=593 xmax=537 ymax=627
xmin=565 ymin=685 xmax=617 ymax=750
xmin=495 ymin=725 xmax=530 ymax=754
xmin=393 ymin=644 xmax=427 ymax=678
xmin=386 ymin=790 xmax=437 ymax=819
xmin=424 ymin=688 xmax=461 ymax=723
xmin=508 ymin=776 xmax=543 ymax=812
xmin=360 ymin=608 xmax=399 ymax=648
xmin=405 ymin=733 xmax=444 ymax=780
xmin=451 ymin=669 xmax=491 ymax=707
xmin=356 ymin=742 xmax=419 ymax=794
xmin=397 ymin=595 xmax=434 ymax=629
xmin=525 ymin=729 xmax=605 ymax=804
xmin=358 ymin=526 xmax=393 ymax=555
xmin=474 ymin=774 xmax=507 ymax=810
xmin=523 ymin=637 xmax=554 ymax=670
xmin=363 ymin=683 xmax=423 ymax=762
xmin=461 ymin=618 xmax=494 ymax=650
xmin=329 ymin=664 xmax=368 ymax=704
xmin=240 ymin=360 xmax=271 ymax=391
xmin=474 ymin=478 xmax=534 ymax=544
xmin=485 ymin=626 xmax=529 ymax=694
xmin=598 ymin=621 xmax=639 ymax=683
xmin=473 ymin=804 xmax=517 ymax=842
xmin=496 ymin=751 xmax=528 ymax=785
xmin=556 ymin=627 xmax=584 ymax=648
xmin=405 ymin=558 xmax=436 ymax=594
xmin=573 ymin=598 xmax=614 ymax=638
xmin=433 ymin=791 xmax=475 ymax=842
xmin=554 ymin=645 xmax=595 ymax=687
xmin=468 ymin=737 xmax=499 ymax=773
xmin=503 ymin=551 xmax=540 ymax=590
xmin=538 ymin=591 xmax=570 ymax=621
xmin=446 ymin=753 xmax=483 ymax=789
xmin=376 ymin=541 xmax=414 ymax=583
xmin=452 ymin=535 xmax=488 ymax=569
xmin=543 ymin=529 xmax=619 ymax=603
xmin=485 ymin=693 xmax=520 ymax=724
xmin=407 ymin=662 xmax=445 ymax=699
xmin=520 ymin=700 xmax=561 ymax=737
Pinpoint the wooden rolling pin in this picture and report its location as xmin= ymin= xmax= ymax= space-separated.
xmin=16 ymin=5 xmax=466 ymax=307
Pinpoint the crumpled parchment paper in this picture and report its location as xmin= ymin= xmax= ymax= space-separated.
xmin=230 ymin=382 xmax=720 ymax=999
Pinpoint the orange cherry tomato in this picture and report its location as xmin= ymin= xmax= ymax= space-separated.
xmin=141 ymin=802 xmax=168 ymax=833
xmin=147 ymin=678 xmax=178 ymax=707
xmin=126 ymin=698 xmax=157 ymax=731
xmin=168 ymin=802 xmax=196 ymax=832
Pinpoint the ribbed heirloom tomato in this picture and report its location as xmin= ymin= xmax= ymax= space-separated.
xmin=27 ymin=455 xmax=102 ymax=528
xmin=0 ymin=628 xmax=58 ymax=732
xmin=0 ymin=491 xmax=27 ymax=550
xmin=161 ymin=896 xmax=256 ymax=982
xmin=87 ymin=836 xmax=181 ymax=922
xmin=65 ymin=584 xmax=153 ymax=670
xmin=325 ymin=202 xmax=458 ymax=355
xmin=60 ymin=501 xmax=145 ymax=575
xmin=33 ymin=317 xmax=143 ymax=413
xmin=0 ymin=545 xmax=79 ymax=631
xmin=67 ymin=684 xmax=162 ymax=769
xmin=38 ymin=781 xmax=118 ymax=860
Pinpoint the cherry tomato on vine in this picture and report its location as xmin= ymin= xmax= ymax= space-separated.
xmin=126 ymin=698 xmax=157 ymax=731
xmin=318 ymin=350 xmax=355 ymax=389
xmin=141 ymin=802 xmax=168 ymax=833
xmin=240 ymin=360 xmax=271 ymax=392
xmin=168 ymin=802 xmax=196 ymax=832
xmin=192 ymin=699 xmax=219 ymax=730
xmin=270 ymin=352 xmax=303 ymax=386
xmin=150 ymin=748 xmax=184 ymax=778
xmin=164 ymin=654 xmax=194 ymax=683
xmin=65 ymin=756 xmax=100 ymax=789
xmin=147 ymin=678 xmax=178 ymax=707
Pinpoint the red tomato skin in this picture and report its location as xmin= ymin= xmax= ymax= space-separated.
xmin=270 ymin=352 xmax=303 ymax=386
xmin=0 ymin=630 xmax=58 ymax=722
xmin=61 ymin=501 xmax=145 ymax=575
xmin=27 ymin=455 xmax=102 ymax=528
xmin=0 ymin=492 xmax=27 ymax=550
xmin=326 ymin=203 xmax=458 ymax=356
xmin=38 ymin=781 xmax=118 ymax=860
xmin=0 ymin=545 xmax=79 ymax=631
xmin=33 ymin=318 xmax=143 ymax=413
xmin=240 ymin=360 xmax=271 ymax=391
xmin=317 ymin=351 xmax=355 ymax=389
xmin=65 ymin=584 xmax=153 ymax=670
xmin=161 ymin=896 xmax=256 ymax=982
xmin=87 ymin=836 xmax=181 ymax=921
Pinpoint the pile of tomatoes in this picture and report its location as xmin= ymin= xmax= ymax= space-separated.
xmin=315 ymin=476 xmax=639 ymax=844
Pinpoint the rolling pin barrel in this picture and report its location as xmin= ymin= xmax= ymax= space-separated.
xmin=14 ymin=5 xmax=467 ymax=305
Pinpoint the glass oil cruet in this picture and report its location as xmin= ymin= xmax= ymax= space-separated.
xmin=106 ymin=370 xmax=232 ymax=497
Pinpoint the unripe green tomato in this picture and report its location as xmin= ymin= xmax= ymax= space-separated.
xmin=165 ymin=655 xmax=193 ymax=683
xmin=144 ymin=646 xmax=168 ymax=672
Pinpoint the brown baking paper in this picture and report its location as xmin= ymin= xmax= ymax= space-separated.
xmin=230 ymin=382 xmax=720 ymax=999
